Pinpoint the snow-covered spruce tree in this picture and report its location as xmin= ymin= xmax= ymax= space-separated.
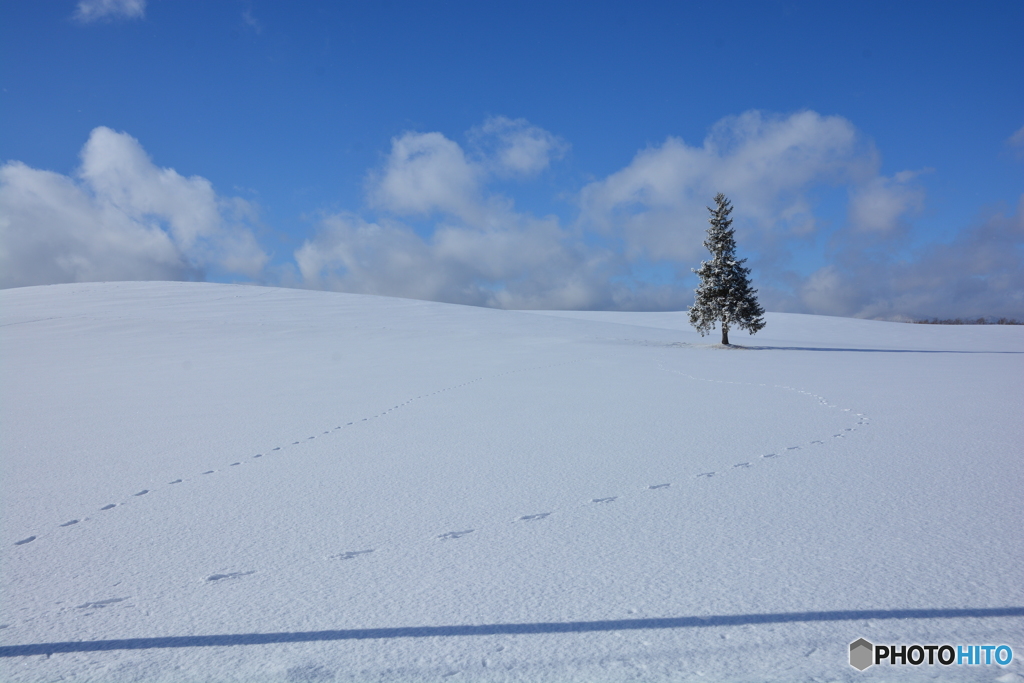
xmin=688 ymin=193 xmax=765 ymax=345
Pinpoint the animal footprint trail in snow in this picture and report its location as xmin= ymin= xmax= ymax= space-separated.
xmin=518 ymin=513 xmax=551 ymax=521
xmin=9 ymin=362 xmax=576 ymax=549
xmin=331 ymin=550 xmax=375 ymax=560
xmin=7 ymin=355 xmax=874 ymax=640
xmin=77 ymin=598 xmax=127 ymax=610
xmin=10 ymin=358 xmax=863 ymax=564
xmin=205 ymin=571 xmax=254 ymax=582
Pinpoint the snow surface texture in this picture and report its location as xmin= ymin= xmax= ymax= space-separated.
xmin=1 ymin=281 xmax=1021 ymax=683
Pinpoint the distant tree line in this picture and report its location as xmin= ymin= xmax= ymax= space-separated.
xmin=913 ymin=317 xmax=1022 ymax=325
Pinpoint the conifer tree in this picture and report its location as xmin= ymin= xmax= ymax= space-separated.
xmin=688 ymin=193 xmax=765 ymax=345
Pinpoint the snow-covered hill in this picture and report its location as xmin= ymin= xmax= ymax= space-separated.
xmin=1 ymin=282 xmax=1021 ymax=682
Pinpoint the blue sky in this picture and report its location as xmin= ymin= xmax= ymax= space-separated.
xmin=2 ymin=0 xmax=1022 ymax=318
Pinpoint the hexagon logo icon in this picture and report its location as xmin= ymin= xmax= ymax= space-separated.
xmin=850 ymin=638 xmax=874 ymax=670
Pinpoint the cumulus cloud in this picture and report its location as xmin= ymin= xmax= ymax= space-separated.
xmin=8 ymin=112 xmax=987 ymax=319
xmin=469 ymin=116 xmax=569 ymax=177
xmin=577 ymin=110 xmax=878 ymax=264
xmin=0 ymin=127 xmax=267 ymax=289
xmin=295 ymin=211 xmax=626 ymax=310
xmin=367 ymin=131 xmax=484 ymax=223
xmin=73 ymin=0 xmax=145 ymax=23
xmin=306 ymin=120 xmax=649 ymax=309
xmin=297 ymin=111 xmax=1024 ymax=317
xmin=367 ymin=118 xmax=568 ymax=226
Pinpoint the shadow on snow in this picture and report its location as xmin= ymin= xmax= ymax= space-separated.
xmin=725 ymin=345 xmax=1022 ymax=354
xmin=2 ymin=607 xmax=1022 ymax=658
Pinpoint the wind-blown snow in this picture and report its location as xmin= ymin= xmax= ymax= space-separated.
xmin=1 ymin=282 xmax=1021 ymax=682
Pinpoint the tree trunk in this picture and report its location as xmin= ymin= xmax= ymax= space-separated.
xmin=721 ymin=323 xmax=730 ymax=345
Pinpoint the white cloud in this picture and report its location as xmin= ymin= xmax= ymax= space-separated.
xmin=308 ymin=120 xmax=647 ymax=309
xmin=577 ymin=110 xmax=876 ymax=263
xmin=295 ymin=211 xmax=625 ymax=310
xmin=367 ymin=131 xmax=484 ymax=223
xmin=298 ymin=112 xmax=1024 ymax=318
xmin=73 ymin=0 xmax=145 ymax=23
xmin=242 ymin=8 xmax=262 ymax=34
xmin=847 ymin=170 xmax=927 ymax=233
xmin=366 ymin=119 xmax=569 ymax=226
xmin=14 ymin=115 xmax=1005 ymax=319
xmin=469 ymin=116 xmax=569 ymax=177
xmin=796 ymin=195 xmax=1024 ymax=319
xmin=1009 ymin=125 xmax=1024 ymax=160
xmin=0 ymin=127 xmax=267 ymax=289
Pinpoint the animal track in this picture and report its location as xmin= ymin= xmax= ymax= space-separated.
xmin=12 ymin=355 xmax=864 ymax=602
xmin=206 ymin=571 xmax=254 ymax=582
xmin=77 ymin=598 xmax=126 ymax=609
xmin=331 ymin=550 xmax=374 ymax=560
xmin=10 ymin=367 xmax=568 ymax=550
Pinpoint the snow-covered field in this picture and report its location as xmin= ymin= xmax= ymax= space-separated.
xmin=1 ymin=281 xmax=1021 ymax=683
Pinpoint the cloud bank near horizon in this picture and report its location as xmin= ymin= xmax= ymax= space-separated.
xmin=1 ymin=114 xmax=1021 ymax=319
